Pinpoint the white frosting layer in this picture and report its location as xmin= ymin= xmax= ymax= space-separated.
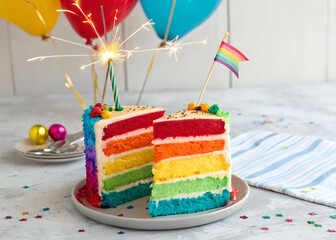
xmin=153 ymin=169 xmax=231 ymax=185
xmin=94 ymin=106 xmax=164 ymax=196
xmin=102 ymin=178 xmax=153 ymax=194
xmin=104 ymin=126 xmax=153 ymax=142
xmin=152 ymin=134 xmax=225 ymax=145
xmin=154 ymin=109 xmax=224 ymax=122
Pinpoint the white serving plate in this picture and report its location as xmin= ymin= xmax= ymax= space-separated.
xmin=71 ymin=174 xmax=249 ymax=230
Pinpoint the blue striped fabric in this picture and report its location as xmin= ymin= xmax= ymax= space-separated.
xmin=231 ymin=130 xmax=336 ymax=208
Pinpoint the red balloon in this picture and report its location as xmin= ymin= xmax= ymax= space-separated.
xmin=60 ymin=0 xmax=137 ymax=42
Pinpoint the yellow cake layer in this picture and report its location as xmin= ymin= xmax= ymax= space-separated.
xmin=153 ymin=154 xmax=230 ymax=183
xmin=103 ymin=148 xmax=154 ymax=176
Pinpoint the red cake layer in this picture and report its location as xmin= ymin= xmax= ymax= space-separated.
xmin=154 ymin=119 xmax=225 ymax=139
xmin=102 ymin=110 xmax=165 ymax=141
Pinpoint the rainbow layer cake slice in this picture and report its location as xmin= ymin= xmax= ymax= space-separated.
xmin=82 ymin=105 xmax=165 ymax=207
xmin=148 ymin=104 xmax=232 ymax=216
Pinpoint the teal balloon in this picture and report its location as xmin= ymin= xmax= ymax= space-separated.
xmin=140 ymin=0 xmax=222 ymax=40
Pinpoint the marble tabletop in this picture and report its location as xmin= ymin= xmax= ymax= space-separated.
xmin=1 ymin=83 xmax=336 ymax=240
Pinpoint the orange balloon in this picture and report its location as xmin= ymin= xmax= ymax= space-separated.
xmin=0 ymin=0 xmax=60 ymax=37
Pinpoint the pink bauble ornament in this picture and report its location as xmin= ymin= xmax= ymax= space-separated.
xmin=49 ymin=124 xmax=67 ymax=141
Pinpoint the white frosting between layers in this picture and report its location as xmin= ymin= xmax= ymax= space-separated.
xmin=94 ymin=106 xmax=164 ymax=196
xmin=152 ymin=134 xmax=225 ymax=145
xmin=153 ymin=169 xmax=231 ymax=185
xmin=101 ymin=178 xmax=153 ymax=194
xmin=104 ymin=126 xmax=153 ymax=142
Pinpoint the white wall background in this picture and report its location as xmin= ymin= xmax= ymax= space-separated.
xmin=0 ymin=0 xmax=335 ymax=98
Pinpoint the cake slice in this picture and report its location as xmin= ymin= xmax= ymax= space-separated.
xmin=148 ymin=104 xmax=232 ymax=216
xmin=82 ymin=105 xmax=165 ymax=208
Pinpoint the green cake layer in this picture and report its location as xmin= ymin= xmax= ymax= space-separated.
xmin=151 ymin=176 xmax=229 ymax=200
xmin=103 ymin=165 xmax=153 ymax=191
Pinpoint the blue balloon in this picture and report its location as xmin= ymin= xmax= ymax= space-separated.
xmin=140 ymin=0 xmax=222 ymax=40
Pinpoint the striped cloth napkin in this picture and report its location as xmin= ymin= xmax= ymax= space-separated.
xmin=231 ymin=130 xmax=336 ymax=208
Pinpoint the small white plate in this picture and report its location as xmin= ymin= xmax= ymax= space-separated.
xmin=71 ymin=175 xmax=249 ymax=230
xmin=15 ymin=152 xmax=85 ymax=163
xmin=14 ymin=138 xmax=84 ymax=162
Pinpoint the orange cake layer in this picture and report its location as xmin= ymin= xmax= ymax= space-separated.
xmin=154 ymin=140 xmax=225 ymax=163
xmin=103 ymin=131 xmax=153 ymax=156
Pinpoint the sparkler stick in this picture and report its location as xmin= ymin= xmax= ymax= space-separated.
xmin=101 ymin=62 xmax=111 ymax=104
xmin=91 ymin=50 xmax=101 ymax=104
xmin=196 ymin=33 xmax=229 ymax=106
xmin=136 ymin=0 xmax=177 ymax=105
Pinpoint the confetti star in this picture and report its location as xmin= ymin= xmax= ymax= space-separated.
xmin=22 ymin=185 xmax=29 ymax=189
xmin=117 ymin=231 xmax=125 ymax=234
xmin=261 ymin=227 xmax=269 ymax=230
xmin=263 ymin=216 xmax=270 ymax=219
xmin=330 ymin=215 xmax=336 ymax=219
xmin=285 ymin=219 xmax=293 ymax=222
xmin=22 ymin=212 xmax=29 ymax=215
xmin=126 ymin=205 xmax=134 ymax=209
xmin=117 ymin=214 xmax=123 ymax=217
xmin=301 ymin=190 xmax=309 ymax=193
xmin=5 ymin=216 xmax=12 ymax=219
xmin=240 ymin=215 xmax=248 ymax=219
xmin=314 ymin=224 xmax=322 ymax=227
xmin=35 ymin=215 xmax=42 ymax=219
xmin=78 ymin=229 xmax=85 ymax=232
xmin=43 ymin=207 xmax=50 ymax=211
xmin=19 ymin=218 xmax=27 ymax=222
xmin=307 ymin=221 xmax=315 ymax=224
xmin=327 ymin=229 xmax=336 ymax=232
xmin=309 ymin=212 xmax=317 ymax=216
xmin=276 ymin=214 xmax=283 ymax=217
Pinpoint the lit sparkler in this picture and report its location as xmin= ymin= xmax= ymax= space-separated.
xmin=27 ymin=0 xmax=207 ymax=108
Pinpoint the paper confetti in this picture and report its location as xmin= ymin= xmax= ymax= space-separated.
xmin=330 ymin=215 xmax=336 ymax=219
xmin=22 ymin=185 xmax=29 ymax=189
xmin=314 ymin=224 xmax=322 ymax=227
xmin=240 ymin=215 xmax=248 ymax=219
xmin=309 ymin=212 xmax=317 ymax=216
xmin=43 ymin=207 xmax=50 ymax=211
xmin=117 ymin=231 xmax=125 ymax=234
xmin=328 ymin=229 xmax=336 ymax=232
xmin=284 ymin=146 xmax=289 ymax=149
xmin=5 ymin=216 xmax=12 ymax=219
xmin=261 ymin=227 xmax=269 ymax=230
xmin=262 ymin=216 xmax=270 ymax=219
xmin=307 ymin=221 xmax=315 ymax=224
xmin=35 ymin=215 xmax=42 ymax=219
xmin=276 ymin=214 xmax=283 ymax=217
xmin=301 ymin=190 xmax=309 ymax=193
xmin=117 ymin=214 xmax=123 ymax=217
xmin=78 ymin=229 xmax=85 ymax=232
xmin=19 ymin=218 xmax=27 ymax=222
xmin=285 ymin=219 xmax=293 ymax=222
xmin=126 ymin=205 xmax=134 ymax=209
xmin=309 ymin=187 xmax=319 ymax=190
xmin=22 ymin=212 xmax=29 ymax=215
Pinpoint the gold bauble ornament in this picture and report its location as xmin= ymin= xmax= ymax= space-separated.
xmin=29 ymin=125 xmax=49 ymax=145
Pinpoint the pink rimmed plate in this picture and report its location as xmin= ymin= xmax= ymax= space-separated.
xmin=71 ymin=174 xmax=249 ymax=230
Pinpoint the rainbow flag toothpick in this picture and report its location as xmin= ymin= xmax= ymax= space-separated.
xmin=214 ymin=40 xmax=248 ymax=78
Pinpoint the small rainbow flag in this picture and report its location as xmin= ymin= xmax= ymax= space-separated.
xmin=214 ymin=41 xmax=248 ymax=78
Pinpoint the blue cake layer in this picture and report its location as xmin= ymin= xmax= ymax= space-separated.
xmin=101 ymin=181 xmax=152 ymax=208
xmin=147 ymin=189 xmax=230 ymax=217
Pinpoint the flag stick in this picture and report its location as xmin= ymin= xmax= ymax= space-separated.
xmin=196 ymin=32 xmax=229 ymax=106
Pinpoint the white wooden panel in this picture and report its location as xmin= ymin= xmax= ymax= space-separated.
xmin=9 ymin=14 xmax=126 ymax=103
xmin=328 ymin=0 xmax=336 ymax=82
xmin=229 ymin=0 xmax=328 ymax=87
xmin=0 ymin=19 xmax=14 ymax=96
xmin=124 ymin=1 xmax=230 ymax=98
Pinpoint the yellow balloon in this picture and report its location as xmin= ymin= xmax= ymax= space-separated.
xmin=0 ymin=0 xmax=60 ymax=37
